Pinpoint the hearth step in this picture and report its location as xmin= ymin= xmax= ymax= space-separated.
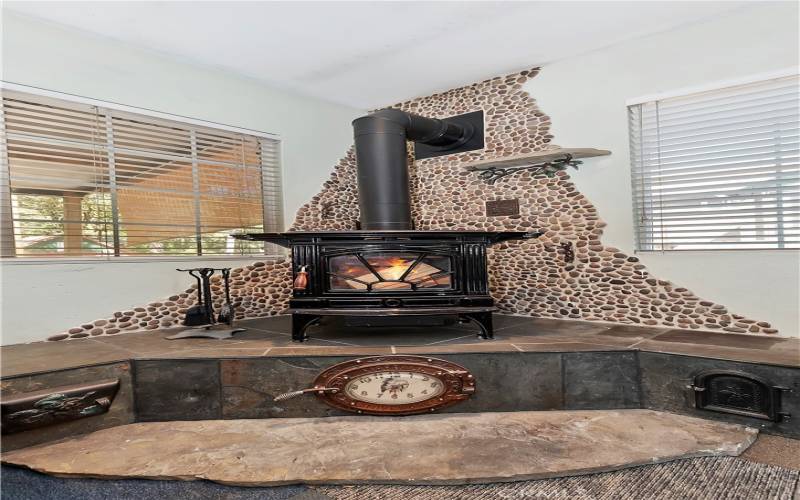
xmin=2 ymin=410 xmax=757 ymax=486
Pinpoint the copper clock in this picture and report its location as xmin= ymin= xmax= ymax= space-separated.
xmin=274 ymin=355 xmax=476 ymax=415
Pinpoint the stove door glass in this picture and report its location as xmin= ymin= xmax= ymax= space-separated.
xmin=328 ymin=252 xmax=453 ymax=291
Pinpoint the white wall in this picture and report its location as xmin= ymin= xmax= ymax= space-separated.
xmin=0 ymin=13 xmax=363 ymax=344
xmin=528 ymin=2 xmax=799 ymax=336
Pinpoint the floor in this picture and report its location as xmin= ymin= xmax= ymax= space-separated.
xmin=3 ymin=453 xmax=798 ymax=500
xmin=2 ymin=314 xmax=798 ymax=377
xmin=741 ymin=434 xmax=800 ymax=470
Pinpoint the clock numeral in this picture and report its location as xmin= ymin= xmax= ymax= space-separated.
xmin=361 ymin=391 xmax=368 ymax=396
xmin=421 ymin=389 xmax=428 ymax=395
xmin=407 ymin=393 xmax=415 ymax=398
xmin=359 ymin=377 xmax=372 ymax=383
xmin=422 ymin=377 xmax=429 ymax=381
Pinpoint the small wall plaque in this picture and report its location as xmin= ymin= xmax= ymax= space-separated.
xmin=486 ymin=199 xmax=520 ymax=217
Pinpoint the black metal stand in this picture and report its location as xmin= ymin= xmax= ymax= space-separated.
xmin=166 ymin=325 xmax=246 ymax=340
xmin=167 ymin=267 xmax=246 ymax=341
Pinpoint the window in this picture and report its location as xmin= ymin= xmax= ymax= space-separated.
xmin=0 ymin=90 xmax=282 ymax=258
xmin=628 ymin=74 xmax=799 ymax=250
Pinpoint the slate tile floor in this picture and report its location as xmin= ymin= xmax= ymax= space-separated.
xmin=1 ymin=314 xmax=797 ymax=378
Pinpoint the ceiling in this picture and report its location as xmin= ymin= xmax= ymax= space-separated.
xmin=4 ymin=1 xmax=752 ymax=109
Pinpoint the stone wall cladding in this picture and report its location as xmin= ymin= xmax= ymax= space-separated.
xmin=49 ymin=67 xmax=774 ymax=341
xmin=292 ymin=67 xmax=775 ymax=335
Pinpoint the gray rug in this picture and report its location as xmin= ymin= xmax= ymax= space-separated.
xmin=2 ymin=457 xmax=798 ymax=500
xmin=316 ymin=457 xmax=800 ymax=500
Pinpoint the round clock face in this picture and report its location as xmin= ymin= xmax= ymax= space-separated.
xmin=344 ymin=371 xmax=445 ymax=404
xmin=312 ymin=355 xmax=475 ymax=415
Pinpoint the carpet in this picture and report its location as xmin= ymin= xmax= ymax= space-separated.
xmin=315 ymin=456 xmax=800 ymax=500
xmin=2 ymin=457 xmax=798 ymax=500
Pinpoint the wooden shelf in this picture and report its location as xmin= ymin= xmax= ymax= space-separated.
xmin=463 ymin=148 xmax=611 ymax=171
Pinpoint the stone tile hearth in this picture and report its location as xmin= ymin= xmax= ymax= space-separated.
xmin=2 ymin=315 xmax=797 ymax=379
xmin=2 ymin=314 xmax=797 ymax=452
xmin=1 ymin=410 xmax=758 ymax=486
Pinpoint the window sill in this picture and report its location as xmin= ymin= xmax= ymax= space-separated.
xmin=635 ymin=248 xmax=800 ymax=254
xmin=0 ymin=254 xmax=286 ymax=266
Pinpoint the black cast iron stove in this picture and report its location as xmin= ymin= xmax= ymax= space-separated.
xmin=236 ymin=109 xmax=541 ymax=341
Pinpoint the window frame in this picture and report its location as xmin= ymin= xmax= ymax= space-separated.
xmin=627 ymin=68 xmax=799 ymax=252
xmin=0 ymin=82 xmax=285 ymax=263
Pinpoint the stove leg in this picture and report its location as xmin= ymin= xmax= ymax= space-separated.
xmin=292 ymin=314 xmax=319 ymax=342
xmin=462 ymin=312 xmax=494 ymax=340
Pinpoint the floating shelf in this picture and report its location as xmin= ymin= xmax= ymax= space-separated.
xmin=464 ymin=148 xmax=611 ymax=184
xmin=464 ymin=148 xmax=611 ymax=170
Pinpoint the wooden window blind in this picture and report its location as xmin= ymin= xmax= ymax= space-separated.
xmin=629 ymin=75 xmax=799 ymax=251
xmin=0 ymin=90 xmax=282 ymax=258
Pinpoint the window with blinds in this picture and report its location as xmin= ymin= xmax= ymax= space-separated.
xmin=0 ymin=90 xmax=283 ymax=258
xmin=629 ymin=75 xmax=799 ymax=251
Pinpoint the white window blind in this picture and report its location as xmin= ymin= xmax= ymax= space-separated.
xmin=629 ymin=75 xmax=799 ymax=251
xmin=0 ymin=90 xmax=283 ymax=258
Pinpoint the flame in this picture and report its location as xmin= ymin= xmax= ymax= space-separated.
xmin=331 ymin=254 xmax=450 ymax=290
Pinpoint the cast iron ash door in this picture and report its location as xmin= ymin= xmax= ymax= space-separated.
xmin=690 ymin=370 xmax=790 ymax=422
xmin=325 ymin=248 xmax=455 ymax=293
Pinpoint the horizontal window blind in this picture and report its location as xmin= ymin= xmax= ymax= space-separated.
xmin=629 ymin=75 xmax=799 ymax=250
xmin=0 ymin=90 xmax=282 ymax=258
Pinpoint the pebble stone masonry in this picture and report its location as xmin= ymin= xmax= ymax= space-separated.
xmin=48 ymin=68 xmax=775 ymax=341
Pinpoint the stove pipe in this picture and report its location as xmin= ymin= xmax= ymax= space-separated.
xmin=352 ymin=109 xmax=472 ymax=230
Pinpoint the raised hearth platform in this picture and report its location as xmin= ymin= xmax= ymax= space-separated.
xmin=1 ymin=314 xmax=798 ymax=452
xmin=3 ymin=314 xmax=798 ymax=376
xmin=1 ymin=410 xmax=757 ymax=486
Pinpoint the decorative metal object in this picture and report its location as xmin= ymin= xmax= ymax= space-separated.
xmin=468 ymin=154 xmax=582 ymax=184
xmin=293 ymin=265 xmax=309 ymax=290
xmin=560 ymin=242 xmax=575 ymax=264
xmin=486 ymin=199 xmax=520 ymax=217
xmin=689 ymin=370 xmax=790 ymax=422
xmin=320 ymin=202 xmax=335 ymax=219
xmin=273 ymin=356 xmax=475 ymax=415
xmin=1 ymin=379 xmax=120 ymax=434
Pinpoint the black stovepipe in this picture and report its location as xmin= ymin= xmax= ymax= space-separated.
xmin=352 ymin=109 xmax=474 ymax=231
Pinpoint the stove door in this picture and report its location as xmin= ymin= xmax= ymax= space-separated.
xmin=325 ymin=249 xmax=455 ymax=292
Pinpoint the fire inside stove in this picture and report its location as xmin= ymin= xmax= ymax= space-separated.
xmin=328 ymin=252 xmax=452 ymax=291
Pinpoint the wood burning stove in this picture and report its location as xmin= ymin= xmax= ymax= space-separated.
xmin=237 ymin=230 xmax=540 ymax=341
xmin=235 ymin=109 xmax=542 ymax=341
